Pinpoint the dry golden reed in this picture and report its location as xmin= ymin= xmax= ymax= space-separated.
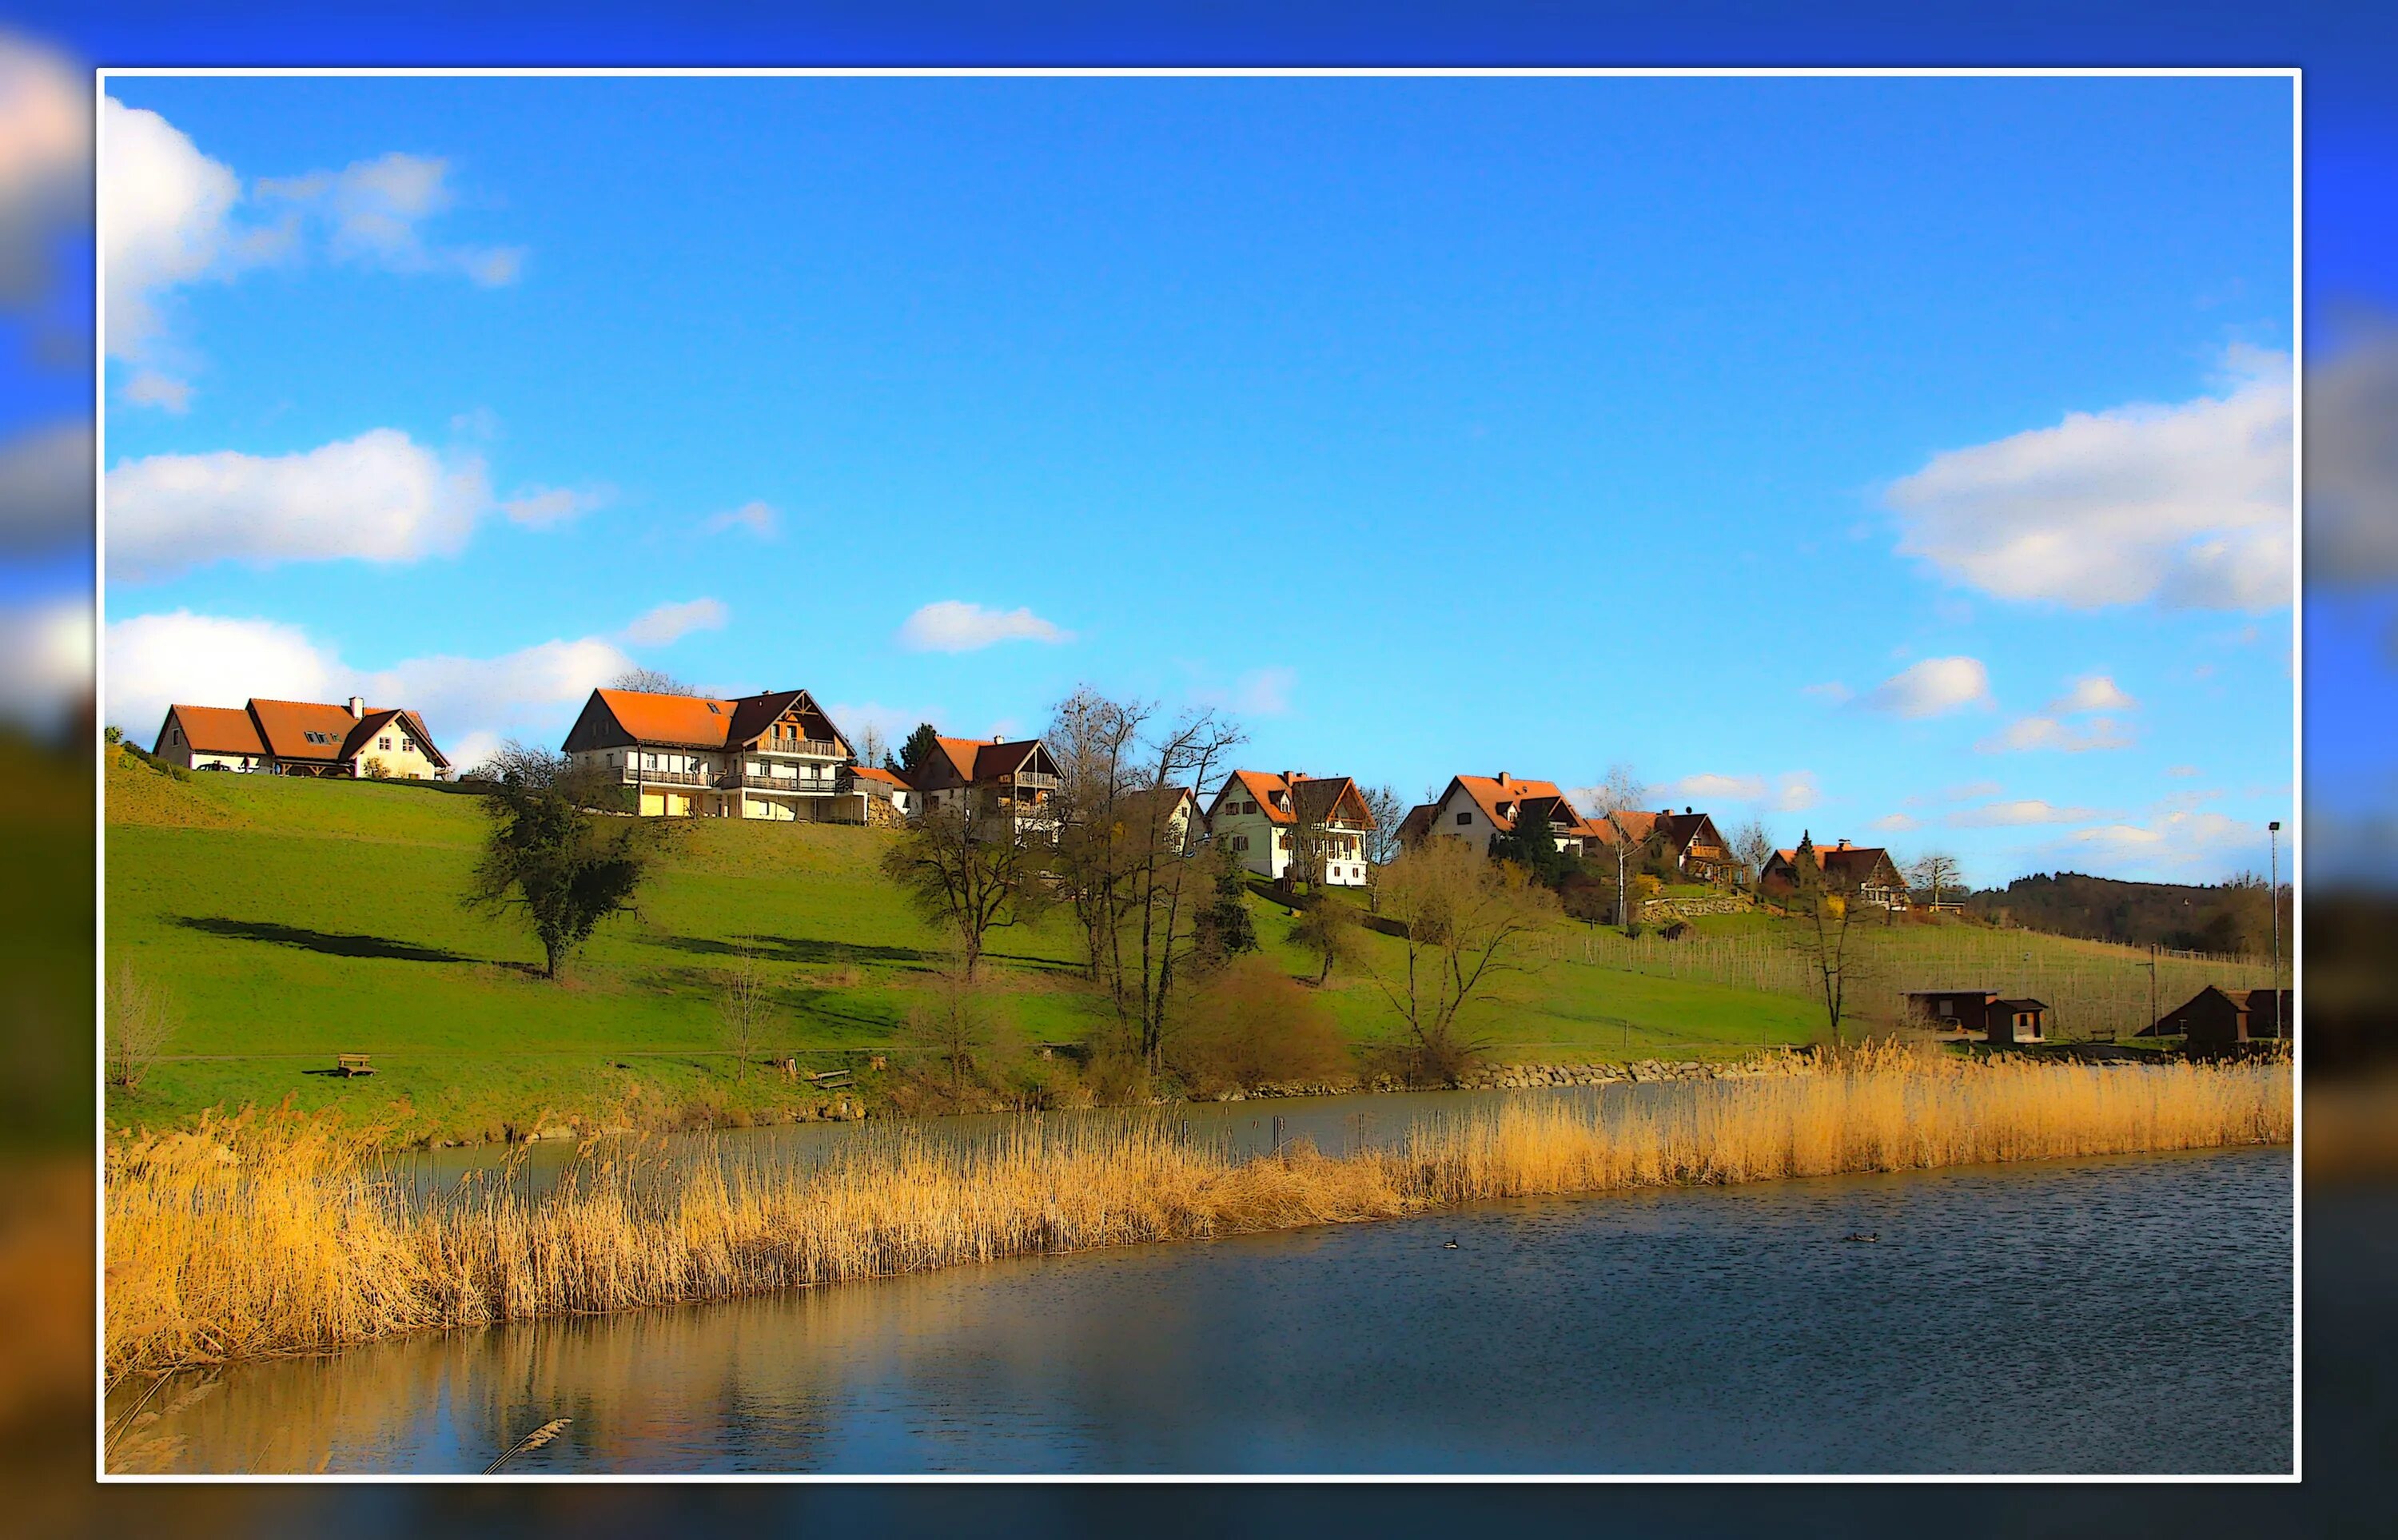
xmin=106 ymin=1047 xmax=2289 ymax=1377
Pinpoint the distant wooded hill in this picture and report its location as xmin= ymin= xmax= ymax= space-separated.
xmin=1958 ymin=871 xmax=2279 ymax=956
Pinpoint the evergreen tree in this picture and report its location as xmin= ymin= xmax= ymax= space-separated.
xmin=898 ymin=722 xmax=942 ymax=776
xmin=1488 ymin=806 xmax=1576 ymax=889
xmin=1191 ymin=839 xmax=1259 ymax=969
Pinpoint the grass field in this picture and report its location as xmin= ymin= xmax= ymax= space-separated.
xmin=103 ymin=756 xmax=2257 ymax=1144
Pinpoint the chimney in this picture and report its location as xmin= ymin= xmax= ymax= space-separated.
xmin=1497 ymin=770 xmax=1509 ymax=786
xmin=1838 ymin=838 xmax=1851 ymax=850
xmin=348 ymin=695 xmax=364 ymax=719
xmin=991 ymin=733 xmax=1004 ymax=743
xmin=1685 ymin=806 xmax=1693 ymax=816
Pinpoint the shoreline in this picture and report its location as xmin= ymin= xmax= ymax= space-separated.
xmin=104 ymin=1049 xmax=2292 ymax=1383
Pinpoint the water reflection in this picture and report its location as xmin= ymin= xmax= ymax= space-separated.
xmin=118 ymin=1145 xmax=2291 ymax=1474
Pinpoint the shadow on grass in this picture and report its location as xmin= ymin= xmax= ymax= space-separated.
xmin=647 ymin=932 xmax=933 ymax=967
xmin=175 ymin=916 xmax=480 ymax=965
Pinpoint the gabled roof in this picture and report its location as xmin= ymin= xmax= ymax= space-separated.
xmin=850 ymin=765 xmax=909 ymax=789
xmin=1656 ymin=810 xmax=1723 ymax=852
xmin=249 ymin=698 xmax=378 ymax=762
xmin=1396 ymin=804 xmax=1437 ymax=845
xmin=1444 ymin=774 xmax=1589 ymax=838
xmin=1209 ymin=770 xmax=1375 ymax=829
xmin=573 ymin=687 xmax=848 ymax=755
xmin=343 ymin=708 xmax=451 ymax=769
xmin=161 ymin=704 xmax=264 ymax=757
xmin=1768 ymin=838 xmax=1900 ymax=883
xmin=1995 ymin=998 xmax=2049 ymax=1013
xmin=906 ymin=734 xmax=1053 ymax=790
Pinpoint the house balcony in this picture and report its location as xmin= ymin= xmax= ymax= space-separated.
xmin=618 ymin=766 xmax=710 ymax=787
xmin=755 ymin=738 xmax=844 ymax=759
xmin=1002 ymin=771 xmax=1060 ymax=791
xmin=719 ymin=772 xmax=839 ymax=793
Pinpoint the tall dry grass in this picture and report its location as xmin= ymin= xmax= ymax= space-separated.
xmin=106 ymin=1047 xmax=2289 ymax=1379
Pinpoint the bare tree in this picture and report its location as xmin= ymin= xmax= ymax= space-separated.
xmin=610 ymin=667 xmax=697 ymax=696
xmin=1360 ymin=783 xmax=1406 ymax=868
xmin=106 ymin=964 xmax=176 ymax=1091
xmin=1044 ymin=687 xmax=1149 ymax=985
xmin=880 ymin=802 xmax=1050 ymax=979
xmin=1584 ymin=762 xmax=1648 ymax=930
xmin=715 ymin=944 xmax=773 ymax=1077
xmin=1370 ymin=837 xmax=1558 ymax=1083
xmin=1730 ymin=818 xmax=1775 ymax=891
xmin=858 ymin=722 xmax=890 ymax=772
xmin=1910 ymin=851 xmax=1962 ymax=909
xmin=904 ymin=967 xmax=1002 ymax=1098
xmin=1783 ymin=849 xmax=1871 ymax=1042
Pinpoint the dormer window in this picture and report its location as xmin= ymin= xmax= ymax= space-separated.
xmin=707 ymin=702 xmax=721 ymax=714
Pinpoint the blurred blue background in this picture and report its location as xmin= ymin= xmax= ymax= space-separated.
xmin=2 ymin=2 xmax=2388 ymax=1531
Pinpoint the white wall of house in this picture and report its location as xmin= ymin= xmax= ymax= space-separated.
xmin=1209 ymin=786 xmax=1372 ymax=887
xmin=352 ymin=721 xmax=434 ymax=780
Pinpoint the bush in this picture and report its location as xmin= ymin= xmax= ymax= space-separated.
xmin=1169 ymin=956 xmax=1352 ymax=1096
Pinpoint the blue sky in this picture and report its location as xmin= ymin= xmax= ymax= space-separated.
xmin=97 ymin=74 xmax=2296 ymax=886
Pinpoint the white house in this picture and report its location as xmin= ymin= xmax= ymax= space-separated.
xmin=1204 ymin=770 xmax=1377 ymax=887
xmin=153 ymin=696 xmax=450 ymax=780
xmin=559 ymin=686 xmax=861 ymax=821
xmin=1398 ymin=772 xmax=1608 ymax=857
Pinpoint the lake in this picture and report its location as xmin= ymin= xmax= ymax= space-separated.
xmin=112 ymin=1108 xmax=2292 ymax=1475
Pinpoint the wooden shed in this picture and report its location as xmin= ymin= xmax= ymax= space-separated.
xmin=1985 ymin=998 xmax=2049 ymax=1045
xmin=2144 ymin=985 xmax=2294 ymax=1045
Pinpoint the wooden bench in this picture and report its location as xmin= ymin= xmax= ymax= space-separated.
xmin=335 ymin=1053 xmax=375 ymax=1077
xmin=805 ymin=1068 xmax=854 ymax=1089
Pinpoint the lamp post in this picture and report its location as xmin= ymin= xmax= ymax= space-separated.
xmin=2269 ymin=820 xmax=2283 ymax=1041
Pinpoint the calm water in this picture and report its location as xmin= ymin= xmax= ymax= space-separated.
xmin=117 ymin=1140 xmax=2292 ymax=1475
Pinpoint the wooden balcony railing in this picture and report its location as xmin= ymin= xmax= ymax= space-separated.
xmin=755 ymin=738 xmax=843 ymax=758
xmin=621 ymin=767 xmax=709 ymax=787
xmin=719 ymin=772 xmax=838 ymax=791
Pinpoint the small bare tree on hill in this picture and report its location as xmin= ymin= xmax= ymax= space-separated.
xmin=1371 ymin=837 xmax=1558 ymax=1083
xmin=106 ymin=964 xmax=176 ymax=1090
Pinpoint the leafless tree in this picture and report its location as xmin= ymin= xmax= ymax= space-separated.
xmin=858 ymin=722 xmax=890 ymax=771
xmin=1783 ymin=852 xmax=1872 ymax=1042
xmin=1583 ymin=762 xmax=1648 ymax=930
xmin=106 ymin=964 xmax=176 ymax=1090
xmin=609 ymin=667 xmax=697 ymax=696
xmin=1370 ymin=837 xmax=1558 ymax=1083
xmin=1290 ymin=890 xmax=1364 ymax=984
xmin=1730 ymin=818 xmax=1775 ymax=891
xmin=879 ymin=802 xmax=1050 ymax=979
xmin=715 ymin=944 xmax=774 ymax=1076
xmin=1910 ymin=851 xmax=1963 ymax=909
xmin=1360 ymin=783 xmax=1406 ymax=868
xmin=904 ymin=967 xmax=1003 ymax=1097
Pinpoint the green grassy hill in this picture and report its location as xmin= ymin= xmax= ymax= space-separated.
xmin=100 ymin=762 xmax=1926 ymax=1142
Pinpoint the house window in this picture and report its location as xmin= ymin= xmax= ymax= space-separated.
xmin=400 ymin=738 xmax=416 ymax=753
xmin=378 ymin=737 xmax=392 ymax=750
xmin=1233 ymin=836 xmax=1249 ymax=852
xmin=1456 ymin=811 xmax=1472 ymax=826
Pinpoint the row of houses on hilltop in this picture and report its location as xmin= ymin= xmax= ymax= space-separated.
xmin=146 ymin=682 xmax=1909 ymax=908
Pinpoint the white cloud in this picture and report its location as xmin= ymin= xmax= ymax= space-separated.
xmin=254 ymin=151 xmax=523 ymax=285
xmin=1769 ymin=771 xmax=1821 ymax=813
xmin=502 ymin=483 xmax=608 ymax=527
xmin=2050 ymin=674 xmax=2136 ymax=714
xmin=2067 ymin=811 xmax=2264 ymax=874
xmin=105 ymin=428 xmax=489 ymax=582
xmin=0 ymin=595 xmax=93 ymax=732
xmin=1888 ymin=348 xmax=2292 ymax=611
xmin=1198 ymin=665 xmax=1297 ymax=718
xmin=121 ymin=370 xmax=193 ymax=413
xmin=619 ymin=597 xmax=729 ymax=647
xmin=105 ymin=611 xmax=334 ymax=738
xmin=897 ymin=600 xmax=1073 ymax=653
xmin=703 ymin=500 xmax=778 ymax=538
xmin=1948 ymin=799 xmax=2101 ymax=828
xmin=1858 ymin=656 xmax=1993 ymax=718
xmin=0 ymin=420 xmax=91 ymax=553
xmin=0 ymin=39 xmax=89 ymax=302
xmin=2166 ymin=764 xmax=2202 ymax=778
xmin=101 ymin=96 xmax=253 ymax=358
xmin=1977 ymin=714 xmax=2134 ymax=754
xmin=105 ymin=609 xmax=630 ymax=755
xmin=2308 ymin=320 xmax=2398 ymax=582
xmin=1869 ymin=813 xmax=1921 ymax=833
xmin=1654 ymin=772 xmax=1765 ymax=802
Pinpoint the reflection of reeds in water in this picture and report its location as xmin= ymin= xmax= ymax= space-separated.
xmin=106 ymin=1047 xmax=2290 ymax=1384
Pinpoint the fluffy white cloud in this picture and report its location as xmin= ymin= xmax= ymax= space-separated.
xmin=0 ymin=420 xmax=91 ymax=553
xmin=255 ymin=151 xmax=523 ymax=285
xmin=502 ymin=484 xmax=608 ymax=527
xmin=620 ymin=597 xmax=729 ymax=647
xmin=105 ymin=611 xmax=334 ymax=738
xmin=703 ymin=500 xmax=778 ymax=538
xmin=1198 ymin=666 xmax=1297 ymax=718
xmin=2308 ymin=320 xmax=2398 ymax=582
xmin=1648 ymin=770 xmax=1817 ymax=812
xmin=2051 ymin=674 xmax=2136 ymax=714
xmin=2067 ymin=811 xmax=2266 ymax=874
xmin=1859 ymin=656 xmax=1993 ymax=718
xmin=101 ymin=96 xmax=252 ymax=357
xmin=104 ymin=609 xmax=630 ymax=755
xmin=1948 ymin=798 xmax=2101 ymax=828
xmin=1888 ymin=348 xmax=2292 ymax=611
xmin=0 ymin=595 xmax=94 ymax=732
xmin=1869 ymin=813 xmax=1921 ymax=834
xmin=121 ymin=370 xmax=194 ymax=413
xmin=897 ymin=600 xmax=1073 ymax=653
xmin=0 ymin=38 xmax=88 ymax=301
xmin=1977 ymin=714 xmax=2133 ymax=754
xmin=105 ymin=428 xmax=489 ymax=581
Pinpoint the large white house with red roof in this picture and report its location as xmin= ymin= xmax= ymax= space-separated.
xmin=1204 ymin=770 xmax=1377 ymax=886
xmin=560 ymin=686 xmax=858 ymax=821
xmin=153 ymin=696 xmax=449 ymax=780
xmin=1399 ymin=773 xmax=1612 ymax=858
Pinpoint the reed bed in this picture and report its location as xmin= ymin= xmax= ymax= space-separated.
xmin=106 ymin=1047 xmax=2290 ymax=1378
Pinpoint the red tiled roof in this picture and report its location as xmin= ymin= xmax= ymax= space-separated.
xmin=1450 ymin=775 xmax=1590 ymax=837
xmin=163 ymin=704 xmax=264 ymax=757
xmin=582 ymin=687 xmax=846 ymax=757
xmin=1209 ymin=770 xmax=1375 ymax=829
xmin=249 ymin=698 xmax=379 ymax=762
xmin=850 ymin=765 xmax=908 ymax=788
